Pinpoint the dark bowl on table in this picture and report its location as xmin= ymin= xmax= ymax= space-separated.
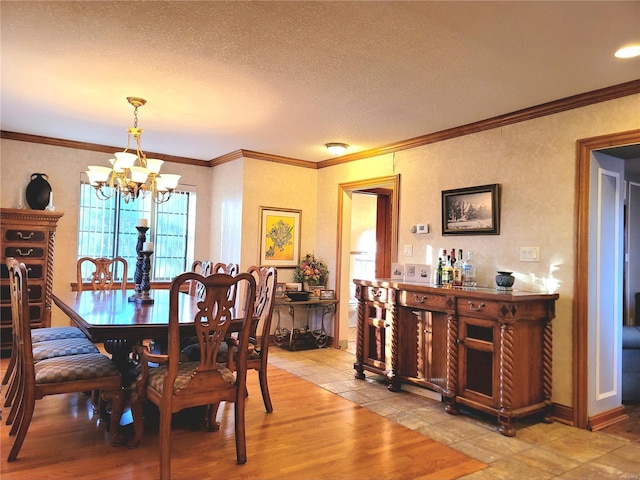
xmin=285 ymin=291 xmax=311 ymax=302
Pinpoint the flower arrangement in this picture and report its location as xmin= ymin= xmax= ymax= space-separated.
xmin=293 ymin=253 xmax=329 ymax=286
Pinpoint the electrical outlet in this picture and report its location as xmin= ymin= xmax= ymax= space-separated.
xmin=520 ymin=246 xmax=540 ymax=262
xmin=404 ymin=244 xmax=413 ymax=256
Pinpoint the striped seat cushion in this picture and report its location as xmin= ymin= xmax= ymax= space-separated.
xmin=31 ymin=326 xmax=86 ymax=343
xmin=148 ymin=362 xmax=235 ymax=393
xmin=32 ymin=337 xmax=99 ymax=361
xmin=34 ymin=353 xmax=120 ymax=384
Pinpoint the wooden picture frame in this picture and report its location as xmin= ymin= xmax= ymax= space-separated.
xmin=259 ymin=206 xmax=302 ymax=266
xmin=442 ymin=183 xmax=500 ymax=235
xmin=320 ymin=289 xmax=335 ymax=300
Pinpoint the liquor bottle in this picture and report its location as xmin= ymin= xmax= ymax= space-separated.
xmin=462 ymin=251 xmax=476 ymax=287
xmin=453 ymin=249 xmax=463 ymax=286
xmin=443 ymin=254 xmax=453 ymax=285
xmin=435 ymin=257 xmax=443 ymax=286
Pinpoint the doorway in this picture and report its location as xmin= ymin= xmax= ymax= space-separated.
xmin=335 ymin=175 xmax=400 ymax=351
xmin=574 ymin=129 xmax=640 ymax=429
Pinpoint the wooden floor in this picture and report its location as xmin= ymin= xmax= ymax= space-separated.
xmin=1 ymin=362 xmax=485 ymax=480
xmin=600 ymin=402 xmax=640 ymax=443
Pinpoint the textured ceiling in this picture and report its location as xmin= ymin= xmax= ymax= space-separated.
xmin=1 ymin=1 xmax=639 ymax=162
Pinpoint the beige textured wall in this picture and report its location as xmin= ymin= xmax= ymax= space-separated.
xmin=209 ymin=158 xmax=243 ymax=265
xmin=239 ymin=157 xmax=318 ymax=283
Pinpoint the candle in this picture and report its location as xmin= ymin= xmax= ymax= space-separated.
xmin=143 ymin=241 xmax=154 ymax=252
xmin=48 ymin=191 xmax=53 ymax=207
xmin=137 ymin=218 xmax=148 ymax=228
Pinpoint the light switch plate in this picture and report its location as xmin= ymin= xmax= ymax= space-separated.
xmin=520 ymin=246 xmax=540 ymax=262
xmin=404 ymin=244 xmax=413 ymax=256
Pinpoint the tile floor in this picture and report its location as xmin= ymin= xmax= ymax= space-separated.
xmin=268 ymin=345 xmax=640 ymax=480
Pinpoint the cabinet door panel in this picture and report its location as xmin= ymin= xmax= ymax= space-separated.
xmin=458 ymin=316 xmax=499 ymax=407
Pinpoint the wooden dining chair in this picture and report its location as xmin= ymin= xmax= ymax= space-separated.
xmin=129 ymin=271 xmax=256 ymax=479
xmin=221 ymin=266 xmax=278 ymax=412
xmin=2 ymin=327 xmax=86 ymax=392
xmin=4 ymin=257 xmax=99 ymax=420
xmin=76 ymin=256 xmax=128 ymax=292
xmin=188 ymin=260 xmax=213 ymax=298
xmin=5 ymin=258 xmax=124 ymax=462
xmin=213 ymin=263 xmax=239 ymax=316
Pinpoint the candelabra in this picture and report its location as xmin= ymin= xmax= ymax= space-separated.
xmin=137 ymin=249 xmax=154 ymax=304
xmin=128 ymin=225 xmax=148 ymax=303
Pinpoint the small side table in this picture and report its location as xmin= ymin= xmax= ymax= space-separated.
xmin=273 ymin=298 xmax=338 ymax=350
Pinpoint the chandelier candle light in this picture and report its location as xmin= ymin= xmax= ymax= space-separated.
xmin=85 ymin=97 xmax=181 ymax=204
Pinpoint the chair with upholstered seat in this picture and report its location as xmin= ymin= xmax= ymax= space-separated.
xmin=77 ymin=256 xmax=128 ymax=292
xmin=5 ymin=258 xmax=124 ymax=462
xmin=129 ymin=270 xmax=256 ymax=480
xmin=2 ymin=326 xmax=87 ymax=391
xmin=222 ymin=266 xmax=277 ymax=413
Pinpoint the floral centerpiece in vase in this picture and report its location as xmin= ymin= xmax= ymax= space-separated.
xmin=294 ymin=253 xmax=329 ymax=294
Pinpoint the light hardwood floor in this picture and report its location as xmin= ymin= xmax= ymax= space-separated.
xmin=0 ymin=351 xmax=483 ymax=480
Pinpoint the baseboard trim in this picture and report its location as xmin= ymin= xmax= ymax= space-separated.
xmin=588 ymin=405 xmax=629 ymax=431
xmin=551 ymin=403 xmax=574 ymax=426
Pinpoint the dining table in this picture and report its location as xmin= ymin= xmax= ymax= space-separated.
xmin=52 ymin=288 xmax=248 ymax=384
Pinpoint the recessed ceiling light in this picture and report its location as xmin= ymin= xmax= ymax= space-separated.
xmin=615 ymin=45 xmax=640 ymax=59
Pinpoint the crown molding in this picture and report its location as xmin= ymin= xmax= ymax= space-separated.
xmin=0 ymin=131 xmax=209 ymax=167
xmin=3 ymin=79 xmax=639 ymax=170
xmin=316 ymin=79 xmax=640 ymax=168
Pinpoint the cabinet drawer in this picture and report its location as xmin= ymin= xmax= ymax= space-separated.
xmin=0 ymin=284 xmax=42 ymax=302
xmin=4 ymin=229 xmax=46 ymax=243
xmin=0 ymin=304 xmax=41 ymax=323
xmin=0 ymin=263 xmax=44 ymax=279
xmin=4 ymin=246 xmax=45 ymax=259
xmin=365 ymin=286 xmax=389 ymax=303
xmin=457 ymin=298 xmax=500 ymax=318
xmin=399 ymin=290 xmax=446 ymax=310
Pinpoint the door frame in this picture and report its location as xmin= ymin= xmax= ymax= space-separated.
xmin=574 ymin=128 xmax=640 ymax=428
xmin=334 ymin=175 xmax=400 ymax=348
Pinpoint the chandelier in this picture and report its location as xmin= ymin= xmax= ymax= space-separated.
xmin=85 ymin=97 xmax=181 ymax=204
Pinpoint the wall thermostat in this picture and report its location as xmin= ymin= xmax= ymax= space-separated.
xmin=416 ymin=224 xmax=429 ymax=234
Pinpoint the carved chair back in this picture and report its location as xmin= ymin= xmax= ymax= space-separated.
xmin=76 ymin=256 xmax=128 ymax=292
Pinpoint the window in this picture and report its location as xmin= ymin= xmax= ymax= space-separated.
xmin=77 ymin=183 xmax=196 ymax=281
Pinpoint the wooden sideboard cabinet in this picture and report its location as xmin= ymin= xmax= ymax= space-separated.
xmin=353 ymin=279 xmax=558 ymax=436
xmin=1 ymin=208 xmax=64 ymax=351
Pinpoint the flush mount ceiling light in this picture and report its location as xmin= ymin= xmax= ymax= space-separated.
xmin=615 ymin=44 xmax=640 ymax=58
xmin=85 ymin=97 xmax=181 ymax=204
xmin=325 ymin=142 xmax=349 ymax=156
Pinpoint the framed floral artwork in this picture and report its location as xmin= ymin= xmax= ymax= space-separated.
xmin=259 ymin=207 xmax=302 ymax=267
